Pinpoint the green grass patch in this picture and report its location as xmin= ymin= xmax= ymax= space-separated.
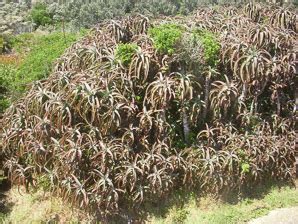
xmin=0 ymin=31 xmax=84 ymax=112
xmin=14 ymin=32 xmax=79 ymax=92
xmin=0 ymin=64 xmax=16 ymax=113
xmin=0 ymin=213 xmax=5 ymax=223
xmin=149 ymin=182 xmax=298 ymax=224
xmin=2 ymin=187 xmax=84 ymax=223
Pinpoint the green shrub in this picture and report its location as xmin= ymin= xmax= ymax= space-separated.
xmin=30 ymin=3 xmax=54 ymax=27
xmin=115 ymin=43 xmax=138 ymax=66
xmin=149 ymin=24 xmax=183 ymax=55
xmin=0 ymin=96 xmax=11 ymax=114
xmin=194 ymin=29 xmax=220 ymax=67
xmin=37 ymin=175 xmax=52 ymax=192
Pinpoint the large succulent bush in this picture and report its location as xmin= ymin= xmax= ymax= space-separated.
xmin=0 ymin=3 xmax=296 ymax=220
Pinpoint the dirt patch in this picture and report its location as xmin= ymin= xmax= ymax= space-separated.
xmin=0 ymin=53 xmax=21 ymax=65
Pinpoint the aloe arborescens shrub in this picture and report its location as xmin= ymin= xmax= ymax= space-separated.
xmin=0 ymin=3 xmax=296 ymax=218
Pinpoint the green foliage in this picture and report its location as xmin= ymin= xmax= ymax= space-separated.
xmin=10 ymin=33 xmax=36 ymax=53
xmin=37 ymin=175 xmax=51 ymax=192
xmin=194 ymin=29 xmax=220 ymax=66
xmin=44 ymin=0 xmax=215 ymax=29
xmin=0 ymin=64 xmax=15 ymax=113
xmin=29 ymin=0 xmax=292 ymax=31
xmin=239 ymin=113 xmax=263 ymax=133
xmin=0 ymin=35 xmax=12 ymax=54
xmin=0 ymin=32 xmax=81 ymax=113
xmin=241 ymin=163 xmax=250 ymax=174
xmin=172 ymin=208 xmax=189 ymax=223
xmin=238 ymin=149 xmax=251 ymax=174
xmin=149 ymin=24 xmax=183 ymax=55
xmin=0 ymin=37 xmax=3 ymax=54
xmin=30 ymin=3 xmax=54 ymax=27
xmin=0 ymin=212 xmax=5 ymax=223
xmin=14 ymin=32 xmax=79 ymax=94
xmin=115 ymin=43 xmax=138 ymax=66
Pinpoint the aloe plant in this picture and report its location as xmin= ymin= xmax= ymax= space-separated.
xmin=0 ymin=4 xmax=296 ymax=221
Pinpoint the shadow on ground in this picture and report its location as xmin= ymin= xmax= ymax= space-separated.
xmin=0 ymin=178 xmax=13 ymax=220
xmin=106 ymin=179 xmax=296 ymax=223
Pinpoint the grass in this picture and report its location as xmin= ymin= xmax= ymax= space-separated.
xmin=0 ymin=64 xmax=17 ymax=113
xmin=0 ymin=213 xmax=5 ymax=223
xmin=11 ymin=32 xmax=83 ymax=94
xmin=0 ymin=31 xmax=85 ymax=113
xmin=1 ymin=187 xmax=92 ymax=224
xmin=0 ymin=181 xmax=297 ymax=223
xmin=149 ymin=181 xmax=298 ymax=224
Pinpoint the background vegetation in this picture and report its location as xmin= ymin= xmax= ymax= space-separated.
xmin=4 ymin=0 xmax=295 ymax=32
